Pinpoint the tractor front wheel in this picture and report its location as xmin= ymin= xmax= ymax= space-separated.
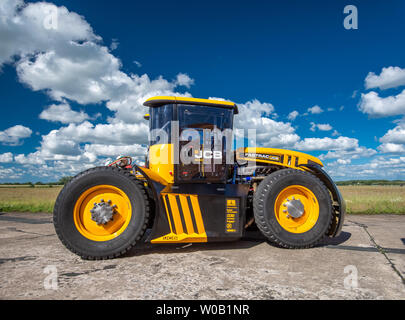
xmin=53 ymin=166 xmax=149 ymax=260
xmin=253 ymin=169 xmax=333 ymax=248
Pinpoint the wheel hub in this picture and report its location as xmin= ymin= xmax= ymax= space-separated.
xmin=283 ymin=197 xmax=305 ymax=219
xmin=90 ymin=199 xmax=117 ymax=225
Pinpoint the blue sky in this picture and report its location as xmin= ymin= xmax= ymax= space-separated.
xmin=1 ymin=0 xmax=405 ymax=182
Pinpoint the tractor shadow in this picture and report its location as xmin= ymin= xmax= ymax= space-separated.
xmin=123 ymin=230 xmax=267 ymax=258
xmin=122 ymin=229 xmax=352 ymax=258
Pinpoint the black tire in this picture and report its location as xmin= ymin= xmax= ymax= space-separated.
xmin=253 ymin=169 xmax=332 ymax=248
xmin=53 ymin=166 xmax=149 ymax=260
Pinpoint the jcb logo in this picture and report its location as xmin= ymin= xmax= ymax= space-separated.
xmin=195 ymin=150 xmax=222 ymax=160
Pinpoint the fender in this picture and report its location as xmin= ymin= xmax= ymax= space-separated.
xmin=300 ymin=163 xmax=346 ymax=237
xmin=132 ymin=164 xmax=169 ymax=240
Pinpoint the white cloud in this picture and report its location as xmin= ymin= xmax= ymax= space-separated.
xmin=234 ymin=99 xmax=299 ymax=148
xmin=0 ymin=166 xmax=22 ymax=180
xmin=310 ymin=122 xmax=332 ymax=132
xmin=174 ymin=73 xmax=194 ymax=88
xmin=287 ymin=110 xmax=299 ymax=121
xmin=0 ymin=125 xmax=32 ymax=146
xmin=325 ymin=156 xmax=405 ymax=180
xmin=0 ymin=0 xmax=100 ymax=66
xmin=39 ymin=103 xmax=91 ymax=124
xmin=365 ymin=66 xmax=405 ymax=90
xmin=307 ymin=105 xmax=323 ymax=114
xmin=319 ymin=147 xmax=377 ymax=160
xmin=359 ymin=90 xmax=405 ymax=117
xmin=378 ymin=121 xmax=405 ymax=154
xmin=378 ymin=143 xmax=405 ymax=154
xmin=110 ymin=39 xmax=119 ymax=51
xmin=337 ymin=159 xmax=351 ymax=165
xmin=0 ymin=152 xmax=13 ymax=163
xmin=294 ymin=136 xmax=359 ymax=152
xmin=379 ymin=123 xmax=405 ymax=145
xmin=16 ymin=45 xmax=124 ymax=104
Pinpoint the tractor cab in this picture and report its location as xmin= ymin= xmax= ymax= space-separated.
xmin=143 ymin=96 xmax=239 ymax=185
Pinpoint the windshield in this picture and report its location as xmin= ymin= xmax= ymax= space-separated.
xmin=178 ymin=104 xmax=233 ymax=132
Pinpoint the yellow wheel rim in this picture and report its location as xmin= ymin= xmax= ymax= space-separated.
xmin=274 ymin=185 xmax=319 ymax=234
xmin=73 ymin=185 xmax=132 ymax=242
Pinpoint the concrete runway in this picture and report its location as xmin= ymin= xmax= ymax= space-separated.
xmin=0 ymin=212 xmax=404 ymax=299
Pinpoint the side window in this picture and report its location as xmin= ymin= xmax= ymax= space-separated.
xmin=149 ymin=104 xmax=173 ymax=145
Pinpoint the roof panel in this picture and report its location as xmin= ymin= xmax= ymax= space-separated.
xmin=143 ymin=96 xmax=238 ymax=114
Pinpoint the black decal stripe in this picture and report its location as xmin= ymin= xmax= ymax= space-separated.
xmin=165 ymin=195 xmax=176 ymax=234
xmin=186 ymin=196 xmax=199 ymax=234
xmin=175 ymin=195 xmax=188 ymax=234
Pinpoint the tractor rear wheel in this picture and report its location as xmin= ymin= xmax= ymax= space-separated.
xmin=253 ymin=168 xmax=332 ymax=248
xmin=53 ymin=166 xmax=149 ymax=260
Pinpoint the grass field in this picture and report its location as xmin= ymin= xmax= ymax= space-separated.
xmin=0 ymin=185 xmax=404 ymax=214
xmin=0 ymin=186 xmax=62 ymax=213
xmin=339 ymin=185 xmax=405 ymax=214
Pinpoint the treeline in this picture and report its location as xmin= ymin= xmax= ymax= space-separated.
xmin=0 ymin=176 xmax=73 ymax=186
xmin=336 ymin=180 xmax=405 ymax=186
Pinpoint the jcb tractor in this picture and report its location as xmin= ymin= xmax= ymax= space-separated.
xmin=54 ymin=96 xmax=345 ymax=260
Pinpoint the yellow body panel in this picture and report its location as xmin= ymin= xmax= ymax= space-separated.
xmin=237 ymin=147 xmax=323 ymax=170
xmin=151 ymin=194 xmax=207 ymax=243
xmin=144 ymin=96 xmax=236 ymax=108
xmin=148 ymin=144 xmax=174 ymax=184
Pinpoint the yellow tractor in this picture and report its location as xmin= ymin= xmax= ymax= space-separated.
xmin=54 ymin=96 xmax=345 ymax=259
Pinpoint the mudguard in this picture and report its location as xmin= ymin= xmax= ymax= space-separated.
xmin=300 ymin=163 xmax=346 ymax=237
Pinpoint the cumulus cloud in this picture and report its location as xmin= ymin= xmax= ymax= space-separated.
xmin=0 ymin=0 xmax=100 ymax=66
xmin=378 ymin=122 xmax=405 ymax=154
xmin=378 ymin=143 xmax=405 ymax=154
xmin=234 ymin=100 xmax=299 ymax=148
xmin=0 ymin=152 xmax=13 ymax=163
xmin=325 ymin=156 xmax=405 ymax=180
xmin=39 ymin=103 xmax=91 ymax=124
xmin=287 ymin=110 xmax=299 ymax=121
xmin=359 ymin=90 xmax=405 ymax=118
xmin=0 ymin=125 xmax=32 ymax=146
xmin=310 ymin=122 xmax=333 ymax=132
xmin=307 ymin=105 xmax=323 ymax=114
xmin=294 ymin=136 xmax=359 ymax=152
xmin=319 ymin=146 xmax=377 ymax=160
xmin=175 ymin=73 xmax=195 ymax=88
xmin=365 ymin=66 xmax=405 ymax=90
xmin=379 ymin=123 xmax=405 ymax=145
